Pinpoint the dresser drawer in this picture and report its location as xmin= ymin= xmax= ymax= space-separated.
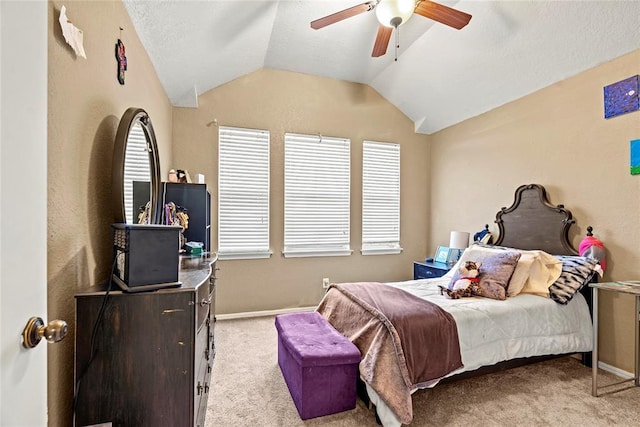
xmin=413 ymin=262 xmax=450 ymax=279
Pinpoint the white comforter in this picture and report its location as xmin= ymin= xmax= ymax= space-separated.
xmin=366 ymin=277 xmax=593 ymax=427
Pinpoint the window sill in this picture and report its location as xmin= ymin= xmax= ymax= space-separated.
xmin=218 ymin=250 xmax=272 ymax=261
xmin=361 ymin=247 xmax=403 ymax=256
xmin=283 ymin=249 xmax=353 ymax=258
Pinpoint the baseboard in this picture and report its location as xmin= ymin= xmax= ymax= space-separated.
xmin=216 ymin=306 xmax=316 ymax=320
xmin=598 ymin=361 xmax=634 ymax=379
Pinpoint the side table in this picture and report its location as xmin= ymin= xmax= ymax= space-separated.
xmin=413 ymin=261 xmax=451 ymax=280
xmin=589 ymin=281 xmax=640 ymax=396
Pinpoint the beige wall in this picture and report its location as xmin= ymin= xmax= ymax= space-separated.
xmin=430 ymin=49 xmax=640 ymax=372
xmin=48 ymin=1 xmax=172 ymax=425
xmin=172 ymin=69 xmax=431 ymax=314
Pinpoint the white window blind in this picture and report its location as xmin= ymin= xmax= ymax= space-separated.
xmin=284 ymin=133 xmax=351 ymax=257
xmin=362 ymin=141 xmax=401 ymax=255
xmin=218 ymin=126 xmax=270 ymax=260
xmin=123 ymin=122 xmax=151 ymax=224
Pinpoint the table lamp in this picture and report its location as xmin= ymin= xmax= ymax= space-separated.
xmin=449 ymin=231 xmax=470 ymax=264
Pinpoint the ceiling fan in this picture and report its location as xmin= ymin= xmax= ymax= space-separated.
xmin=310 ymin=0 xmax=472 ymax=58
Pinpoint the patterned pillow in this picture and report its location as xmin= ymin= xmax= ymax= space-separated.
xmin=548 ymin=256 xmax=599 ymax=304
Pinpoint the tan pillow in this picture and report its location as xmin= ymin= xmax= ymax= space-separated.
xmin=519 ymin=250 xmax=562 ymax=297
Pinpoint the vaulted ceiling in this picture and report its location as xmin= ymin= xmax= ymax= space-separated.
xmin=124 ymin=0 xmax=640 ymax=134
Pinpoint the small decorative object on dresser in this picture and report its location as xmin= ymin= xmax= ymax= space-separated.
xmin=413 ymin=261 xmax=451 ymax=280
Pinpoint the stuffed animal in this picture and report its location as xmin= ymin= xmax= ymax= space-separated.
xmin=452 ymin=261 xmax=482 ymax=290
xmin=439 ymin=261 xmax=482 ymax=299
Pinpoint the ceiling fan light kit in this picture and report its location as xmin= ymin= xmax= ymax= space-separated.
xmin=376 ymin=0 xmax=414 ymax=28
xmin=310 ymin=0 xmax=472 ymax=59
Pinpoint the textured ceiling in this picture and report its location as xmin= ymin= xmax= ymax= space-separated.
xmin=124 ymin=0 xmax=640 ymax=135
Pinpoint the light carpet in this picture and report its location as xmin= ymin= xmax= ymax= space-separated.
xmin=206 ymin=315 xmax=640 ymax=426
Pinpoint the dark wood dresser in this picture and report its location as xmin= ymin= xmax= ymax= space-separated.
xmin=74 ymin=254 xmax=217 ymax=427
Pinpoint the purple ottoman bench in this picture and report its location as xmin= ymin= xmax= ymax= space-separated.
xmin=275 ymin=311 xmax=361 ymax=420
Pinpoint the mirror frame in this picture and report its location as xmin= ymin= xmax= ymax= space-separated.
xmin=112 ymin=107 xmax=162 ymax=224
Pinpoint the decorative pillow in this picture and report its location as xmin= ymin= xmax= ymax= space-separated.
xmin=549 ymin=256 xmax=599 ymax=304
xmin=519 ymin=252 xmax=562 ymax=296
xmin=464 ymin=243 xmax=562 ymax=297
xmin=476 ymin=252 xmax=521 ymax=300
xmin=447 ymin=247 xmax=518 ymax=283
xmin=448 ymin=251 xmax=521 ymax=300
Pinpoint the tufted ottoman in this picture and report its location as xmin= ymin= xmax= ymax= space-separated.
xmin=275 ymin=311 xmax=361 ymax=420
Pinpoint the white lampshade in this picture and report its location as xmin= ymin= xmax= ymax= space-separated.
xmin=449 ymin=231 xmax=470 ymax=250
xmin=375 ymin=0 xmax=414 ymax=28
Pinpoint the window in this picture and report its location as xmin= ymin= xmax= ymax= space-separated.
xmin=284 ymin=133 xmax=351 ymax=257
xmin=362 ymin=141 xmax=401 ymax=255
xmin=218 ymin=126 xmax=270 ymax=259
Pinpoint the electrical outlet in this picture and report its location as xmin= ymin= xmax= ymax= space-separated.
xmin=322 ymin=278 xmax=330 ymax=288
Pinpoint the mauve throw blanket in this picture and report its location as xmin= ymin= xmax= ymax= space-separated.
xmin=316 ymin=282 xmax=462 ymax=425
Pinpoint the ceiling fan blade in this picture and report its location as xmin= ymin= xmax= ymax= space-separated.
xmin=311 ymin=1 xmax=376 ymax=30
xmin=414 ymin=0 xmax=472 ymax=30
xmin=371 ymin=24 xmax=393 ymax=57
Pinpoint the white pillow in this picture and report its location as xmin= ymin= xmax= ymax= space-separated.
xmin=460 ymin=244 xmax=561 ymax=297
xmin=518 ymin=250 xmax=562 ymax=297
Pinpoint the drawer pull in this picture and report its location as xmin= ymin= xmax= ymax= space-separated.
xmin=204 ymin=384 xmax=209 ymax=393
xmin=197 ymin=381 xmax=203 ymax=395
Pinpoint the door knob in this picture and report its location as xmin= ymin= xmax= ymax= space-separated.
xmin=21 ymin=316 xmax=68 ymax=349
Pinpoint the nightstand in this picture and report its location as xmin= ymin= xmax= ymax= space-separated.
xmin=589 ymin=281 xmax=640 ymax=397
xmin=413 ymin=261 xmax=451 ymax=280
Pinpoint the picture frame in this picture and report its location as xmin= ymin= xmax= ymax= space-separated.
xmin=434 ymin=246 xmax=450 ymax=263
xmin=603 ymin=75 xmax=639 ymax=119
xmin=447 ymin=248 xmax=463 ymax=264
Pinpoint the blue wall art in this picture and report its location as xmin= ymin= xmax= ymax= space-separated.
xmin=630 ymin=139 xmax=640 ymax=175
xmin=604 ymin=75 xmax=639 ymax=119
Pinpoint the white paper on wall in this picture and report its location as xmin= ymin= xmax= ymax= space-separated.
xmin=59 ymin=5 xmax=86 ymax=59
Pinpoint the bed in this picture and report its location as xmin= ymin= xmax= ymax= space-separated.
xmin=316 ymin=184 xmax=600 ymax=427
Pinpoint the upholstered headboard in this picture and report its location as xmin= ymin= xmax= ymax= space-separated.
xmin=494 ymin=184 xmax=580 ymax=256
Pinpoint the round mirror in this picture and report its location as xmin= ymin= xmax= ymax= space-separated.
xmin=112 ymin=107 xmax=161 ymax=224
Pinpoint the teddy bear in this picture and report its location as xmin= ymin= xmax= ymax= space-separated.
xmin=439 ymin=261 xmax=482 ymax=299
